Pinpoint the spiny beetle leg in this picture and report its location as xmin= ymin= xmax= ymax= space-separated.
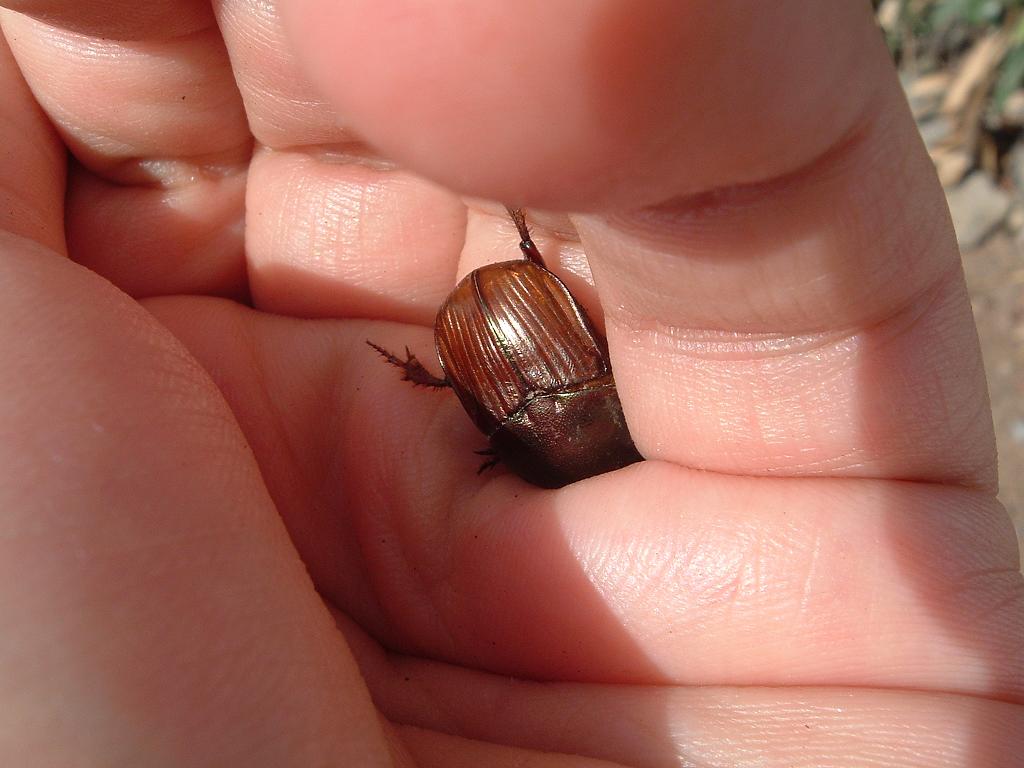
xmin=474 ymin=447 xmax=500 ymax=475
xmin=366 ymin=341 xmax=450 ymax=388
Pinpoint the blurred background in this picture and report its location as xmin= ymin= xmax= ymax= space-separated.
xmin=876 ymin=0 xmax=1024 ymax=555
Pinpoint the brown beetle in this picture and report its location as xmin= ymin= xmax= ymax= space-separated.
xmin=369 ymin=208 xmax=641 ymax=488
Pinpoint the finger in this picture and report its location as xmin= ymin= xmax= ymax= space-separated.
xmin=578 ymin=110 xmax=989 ymax=485
xmin=397 ymin=726 xmax=627 ymax=768
xmin=396 ymin=694 xmax=1023 ymax=768
xmin=281 ymin=0 xmax=881 ymax=211
xmin=0 ymin=2 xmax=251 ymax=298
xmin=0 ymin=241 xmax=391 ymax=764
xmin=346 ymin=619 xmax=1024 ymax=768
xmin=0 ymin=28 xmax=63 ymax=252
xmin=214 ymin=0 xmax=469 ymax=320
xmin=244 ymin=145 xmax=465 ymax=323
xmin=281 ymin=0 xmax=994 ymax=487
xmin=149 ymin=299 xmax=1024 ymax=703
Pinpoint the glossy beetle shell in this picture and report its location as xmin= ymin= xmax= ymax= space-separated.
xmin=435 ymin=259 xmax=641 ymax=488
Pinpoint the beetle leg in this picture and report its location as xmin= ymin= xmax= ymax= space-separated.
xmin=366 ymin=341 xmax=450 ymax=388
xmin=505 ymin=206 xmax=545 ymax=267
xmin=474 ymin=448 xmax=500 ymax=475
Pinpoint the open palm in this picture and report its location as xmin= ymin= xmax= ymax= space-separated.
xmin=1 ymin=1 xmax=1021 ymax=765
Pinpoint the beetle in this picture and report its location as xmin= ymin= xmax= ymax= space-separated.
xmin=368 ymin=207 xmax=641 ymax=488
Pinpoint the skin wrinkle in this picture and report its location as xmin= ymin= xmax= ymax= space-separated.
xmin=593 ymin=97 xmax=950 ymax=344
xmin=607 ymin=250 xmax=962 ymax=366
xmin=675 ymin=120 xmax=883 ymax=227
xmin=291 ymin=142 xmax=400 ymax=170
xmin=348 ymin=377 xmax=470 ymax=656
xmin=15 ymin=29 xmax=208 ymax=91
xmin=603 ymin=193 xmax=957 ymax=349
xmin=91 ymin=148 xmax=252 ymax=189
xmin=356 ymin=614 xmax=1024 ymax=765
xmin=0 ymin=0 xmax=215 ymax=39
xmin=34 ymin=26 xmax=221 ymax=71
xmin=610 ymin=257 xmax=991 ymax=485
xmin=611 ymin=115 xmax=879 ymax=242
xmin=2 ymin=11 xmax=251 ymax=185
xmin=244 ymin=330 xmax=308 ymax=511
xmin=796 ymin=529 xmax=824 ymax=620
xmin=326 ymin=370 xmax=402 ymax=642
xmin=0 ymin=180 xmax=55 ymax=248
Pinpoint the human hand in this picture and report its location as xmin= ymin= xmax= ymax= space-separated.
xmin=0 ymin=1 xmax=1021 ymax=765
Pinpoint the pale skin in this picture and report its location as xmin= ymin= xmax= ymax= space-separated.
xmin=0 ymin=0 xmax=1021 ymax=765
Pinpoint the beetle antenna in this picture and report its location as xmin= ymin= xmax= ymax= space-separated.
xmin=505 ymin=206 xmax=545 ymax=267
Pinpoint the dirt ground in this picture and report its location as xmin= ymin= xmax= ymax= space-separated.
xmin=962 ymin=233 xmax=1024 ymax=554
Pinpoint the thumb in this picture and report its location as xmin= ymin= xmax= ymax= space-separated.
xmin=280 ymin=0 xmax=882 ymax=210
